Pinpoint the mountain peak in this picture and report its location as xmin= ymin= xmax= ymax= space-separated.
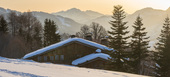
xmin=85 ymin=10 xmax=101 ymax=14
xmin=140 ymin=7 xmax=154 ymax=11
xmin=139 ymin=7 xmax=166 ymax=12
xmin=52 ymin=8 xmax=104 ymax=23
xmin=166 ymin=7 xmax=170 ymax=10
xmin=166 ymin=7 xmax=170 ymax=13
xmin=67 ymin=8 xmax=82 ymax=12
xmin=132 ymin=7 xmax=165 ymax=15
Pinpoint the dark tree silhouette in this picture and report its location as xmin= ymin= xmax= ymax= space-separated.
xmin=130 ymin=16 xmax=150 ymax=74
xmin=107 ymin=5 xmax=129 ymax=72
xmin=43 ymin=19 xmax=60 ymax=47
xmin=155 ymin=17 xmax=170 ymax=77
xmin=0 ymin=15 xmax=8 ymax=33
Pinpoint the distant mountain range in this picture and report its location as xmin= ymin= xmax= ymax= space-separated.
xmin=0 ymin=7 xmax=82 ymax=34
xmin=1 ymin=7 xmax=170 ymax=49
xmin=52 ymin=8 xmax=104 ymax=23
xmin=32 ymin=12 xmax=82 ymax=34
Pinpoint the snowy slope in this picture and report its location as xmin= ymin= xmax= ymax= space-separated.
xmin=0 ymin=57 xmax=148 ymax=77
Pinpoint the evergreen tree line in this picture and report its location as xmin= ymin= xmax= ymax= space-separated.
xmin=0 ymin=11 xmax=60 ymax=58
xmin=106 ymin=5 xmax=170 ymax=77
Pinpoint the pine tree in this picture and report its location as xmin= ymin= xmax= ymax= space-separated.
xmin=43 ymin=19 xmax=50 ymax=47
xmin=130 ymin=16 xmax=150 ymax=74
xmin=0 ymin=16 xmax=8 ymax=33
xmin=55 ymin=27 xmax=61 ymax=43
xmin=50 ymin=20 xmax=60 ymax=43
xmin=155 ymin=17 xmax=170 ymax=77
xmin=108 ymin=5 xmax=129 ymax=72
xmin=32 ymin=25 xmax=43 ymax=50
xmin=43 ymin=19 xmax=60 ymax=47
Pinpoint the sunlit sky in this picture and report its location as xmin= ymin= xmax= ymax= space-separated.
xmin=0 ymin=0 xmax=170 ymax=14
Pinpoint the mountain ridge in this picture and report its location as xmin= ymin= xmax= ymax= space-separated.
xmin=0 ymin=7 xmax=82 ymax=34
xmin=52 ymin=8 xmax=104 ymax=23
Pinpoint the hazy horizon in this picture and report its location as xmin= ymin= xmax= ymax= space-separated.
xmin=1 ymin=0 xmax=170 ymax=15
xmin=0 ymin=6 xmax=170 ymax=15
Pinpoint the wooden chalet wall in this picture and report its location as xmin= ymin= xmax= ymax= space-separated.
xmin=30 ymin=41 xmax=98 ymax=65
xmin=77 ymin=57 xmax=108 ymax=69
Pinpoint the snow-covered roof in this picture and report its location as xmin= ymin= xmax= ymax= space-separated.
xmin=72 ymin=53 xmax=111 ymax=65
xmin=96 ymin=49 xmax=101 ymax=53
xmin=23 ymin=38 xmax=114 ymax=59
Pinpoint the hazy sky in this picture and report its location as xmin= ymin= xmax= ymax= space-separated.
xmin=0 ymin=0 xmax=170 ymax=14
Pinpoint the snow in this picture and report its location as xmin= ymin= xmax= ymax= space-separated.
xmin=55 ymin=31 xmax=60 ymax=34
xmin=155 ymin=63 xmax=160 ymax=68
xmin=23 ymin=38 xmax=114 ymax=59
xmin=0 ymin=56 xmax=148 ymax=77
xmin=96 ymin=49 xmax=101 ymax=53
xmin=124 ymin=58 xmax=130 ymax=61
xmin=120 ymin=59 xmax=124 ymax=62
xmin=105 ymin=36 xmax=109 ymax=38
xmin=56 ymin=16 xmax=71 ymax=27
xmin=72 ymin=53 xmax=111 ymax=65
xmin=6 ymin=9 xmax=10 ymax=13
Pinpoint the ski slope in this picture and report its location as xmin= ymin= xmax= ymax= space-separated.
xmin=0 ymin=57 xmax=148 ymax=77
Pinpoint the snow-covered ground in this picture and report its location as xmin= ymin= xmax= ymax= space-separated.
xmin=0 ymin=57 xmax=148 ymax=77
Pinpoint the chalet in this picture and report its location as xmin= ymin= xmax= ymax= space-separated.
xmin=23 ymin=37 xmax=114 ymax=69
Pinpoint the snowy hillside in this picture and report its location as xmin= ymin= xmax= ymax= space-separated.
xmin=0 ymin=57 xmax=148 ymax=77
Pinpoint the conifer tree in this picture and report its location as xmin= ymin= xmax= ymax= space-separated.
xmin=155 ymin=17 xmax=170 ymax=77
xmin=51 ymin=20 xmax=60 ymax=43
xmin=0 ymin=16 xmax=8 ymax=33
xmin=33 ymin=25 xmax=43 ymax=50
xmin=43 ymin=19 xmax=50 ymax=47
xmin=43 ymin=19 xmax=60 ymax=47
xmin=108 ymin=5 xmax=129 ymax=72
xmin=130 ymin=16 xmax=150 ymax=74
